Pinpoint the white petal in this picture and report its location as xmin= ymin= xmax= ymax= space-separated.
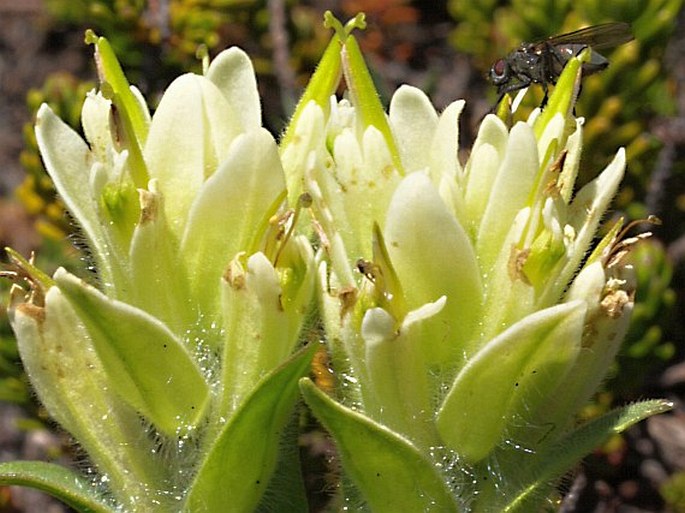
xmin=206 ymin=47 xmax=261 ymax=130
xmin=144 ymin=73 xmax=244 ymax=236
xmin=81 ymin=90 xmax=113 ymax=162
xmin=385 ymin=173 xmax=483 ymax=364
xmin=477 ymin=121 xmax=539 ymax=274
xmin=429 ymin=99 xmax=465 ymax=183
xmin=389 ymin=85 xmax=438 ymax=174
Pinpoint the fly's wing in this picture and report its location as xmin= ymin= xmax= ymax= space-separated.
xmin=541 ymin=22 xmax=634 ymax=51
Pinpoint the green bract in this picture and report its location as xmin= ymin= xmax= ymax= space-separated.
xmin=0 ymin=13 xmax=670 ymax=513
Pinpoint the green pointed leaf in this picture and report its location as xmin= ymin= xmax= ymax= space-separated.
xmin=255 ymin=414 xmax=309 ymax=513
xmin=85 ymin=31 xmax=150 ymax=187
xmin=502 ymin=400 xmax=673 ymax=513
xmin=0 ymin=461 xmax=113 ymax=513
xmin=533 ymin=54 xmax=583 ymax=139
xmin=300 ymin=378 xmax=461 ymax=513
xmin=436 ymin=301 xmax=585 ymax=463
xmin=185 ymin=344 xmax=316 ymax=513
xmin=54 ymin=268 xmax=209 ymax=436
xmin=280 ymin=33 xmax=342 ymax=150
xmin=85 ymin=31 xmax=149 ymax=144
xmin=342 ymin=35 xmax=403 ymax=173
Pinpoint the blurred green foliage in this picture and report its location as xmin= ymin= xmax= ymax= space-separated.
xmin=42 ymin=0 xmax=333 ymax=106
xmin=662 ymin=470 xmax=685 ymax=512
xmin=44 ymin=0 xmax=261 ymax=80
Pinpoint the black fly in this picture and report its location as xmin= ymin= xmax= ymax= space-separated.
xmin=489 ymin=22 xmax=634 ymax=105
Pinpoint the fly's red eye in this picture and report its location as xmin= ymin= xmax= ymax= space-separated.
xmin=492 ymin=59 xmax=506 ymax=77
xmin=488 ymin=58 xmax=509 ymax=85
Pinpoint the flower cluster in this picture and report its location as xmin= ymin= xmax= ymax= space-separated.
xmin=0 ymin=13 xmax=669 ymax=513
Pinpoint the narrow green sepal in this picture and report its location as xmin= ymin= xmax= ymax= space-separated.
xmin=341 ymin=35 xmax=403 ymax=174
xmin=501 ymin=399 xmax=673 ymax=513
xmin=54 ymin=269 xmax=209 ymax=437
xmin=283 ymin=9 xmax=369 ymax=142
xmin=323 ymin=10 xmax=367 ymax=37
xmin=84 ymin=30 xmax=149 ymax=144
xmin=4 ymin=247 xmax=54 ymax=291
xmin=280 ymin=34 xmax=342 ymax=149
xmin=300 ymin=378 xmax=461 ymax=513
xmin=0 ymin=461 xmax=114 ymax=513
xmin=585 ymin=217 xmax=623 ymax=267
xmin=85 ymin=30 xmax=149 ymax=187
xmin=495 ymin=92 xmax=513 ymax=122
xmin=185 ymin=344 xmax=316 ymax=513
xmin=534 ymin=52 xmax=585 ymax=138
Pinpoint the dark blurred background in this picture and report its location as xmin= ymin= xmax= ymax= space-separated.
xmin=0 ymin=1 xmax=684 ymax=511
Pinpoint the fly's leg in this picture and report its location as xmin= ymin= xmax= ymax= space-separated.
xmin=540 ymin=76 xmax=552 ymax=108
xmin=491 ymin=74 xmax=533 ymax=114
xmin=497 ymin=74 xmax=533 ymax=95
